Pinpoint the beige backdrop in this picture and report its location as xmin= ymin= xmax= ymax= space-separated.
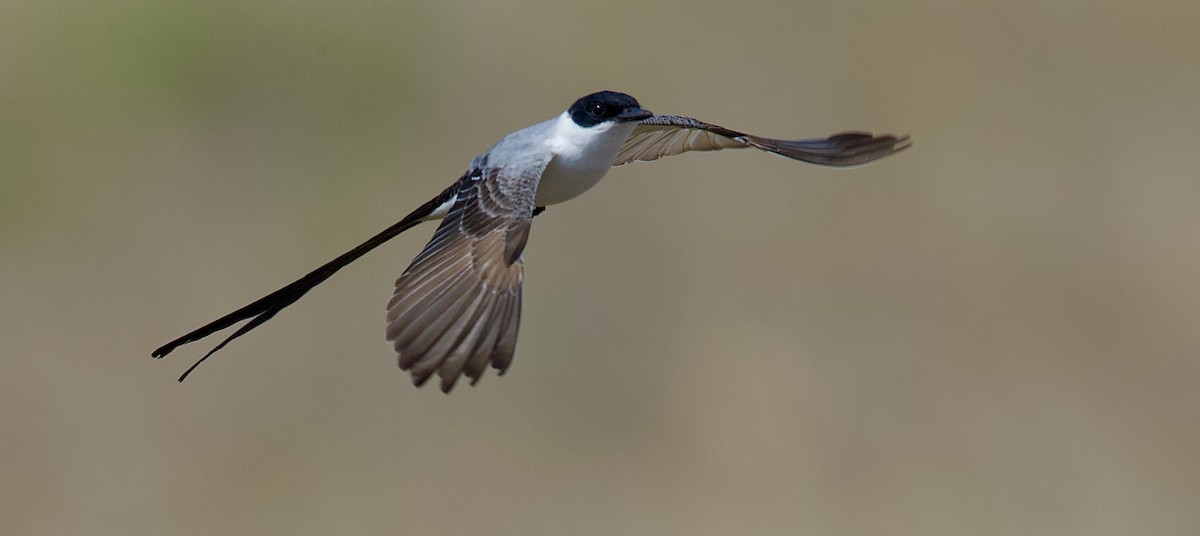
xmin=3 ymin=1 xmax=1198 ymax=535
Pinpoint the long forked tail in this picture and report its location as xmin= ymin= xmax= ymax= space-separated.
xmin=153 ymin=183 xmax=459 ymax=381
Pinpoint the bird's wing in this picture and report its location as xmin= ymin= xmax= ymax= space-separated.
xmin=386 ymin=163 xmax=544 ymax=392
xmin=614 ymin=115 xmax=911 ymax=167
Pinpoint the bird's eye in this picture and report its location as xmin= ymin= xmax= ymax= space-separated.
xmin=589 ymin=103 xmax=609 ymax=118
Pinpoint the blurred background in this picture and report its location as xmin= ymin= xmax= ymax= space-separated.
xmin=3 ymin=1 xmax=1198 ymax=534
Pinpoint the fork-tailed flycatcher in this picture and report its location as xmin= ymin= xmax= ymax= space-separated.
xmin=152 ymin=90 xmax=910 ymax=392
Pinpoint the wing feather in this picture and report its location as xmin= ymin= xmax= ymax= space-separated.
xmin=463 ymin=291 xmax=508 ymax=384
xmin=434 ymin=286 xmax=496 ymax=391
xmin=614 ymin=115 xmax=910 ymax=167
xmin=386 ymin=164 xmax=542 ymax=392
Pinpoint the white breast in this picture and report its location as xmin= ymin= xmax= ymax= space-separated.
xmin=535 ymin=112 xmax=639 ymax=206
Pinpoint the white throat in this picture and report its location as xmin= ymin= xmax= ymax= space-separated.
xmin=535 ymin=112 xmax=638 ymax=206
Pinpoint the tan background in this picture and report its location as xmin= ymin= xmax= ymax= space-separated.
xmin=3 ymin=1 xmax=1198 ymax=534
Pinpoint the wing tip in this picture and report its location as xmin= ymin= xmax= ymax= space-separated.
xmin=744 ymin=131 xmax=912 ymax=167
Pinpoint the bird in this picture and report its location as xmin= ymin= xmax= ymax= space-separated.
xmin=152 ymin=90 xmax=910 ymax=392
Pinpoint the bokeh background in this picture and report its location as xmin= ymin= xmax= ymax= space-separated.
xmin=3 ymin=1 xmax=1198 ymax=534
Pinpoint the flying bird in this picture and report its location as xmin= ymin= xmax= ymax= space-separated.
xmin=153 ymin=90 xmax=910 ymax=392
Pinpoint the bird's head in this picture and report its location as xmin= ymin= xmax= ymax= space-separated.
xmin=567 ymin=91 xmax=653 ymax=128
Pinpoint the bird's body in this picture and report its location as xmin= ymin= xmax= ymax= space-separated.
xmin=153 ymin=91 xmax=910 ymax=391
xmin=538 ymin=111 xmax=643 ymax=205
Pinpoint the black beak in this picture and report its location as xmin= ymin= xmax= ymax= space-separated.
xmin=617 ymin=107 xmax=654 ymax=122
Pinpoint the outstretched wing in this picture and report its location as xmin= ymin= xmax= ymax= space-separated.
xmin=614 ymin=115 xmax=910 ymax=167
xmin=386 ymin=164 xmax=542 ymax=393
